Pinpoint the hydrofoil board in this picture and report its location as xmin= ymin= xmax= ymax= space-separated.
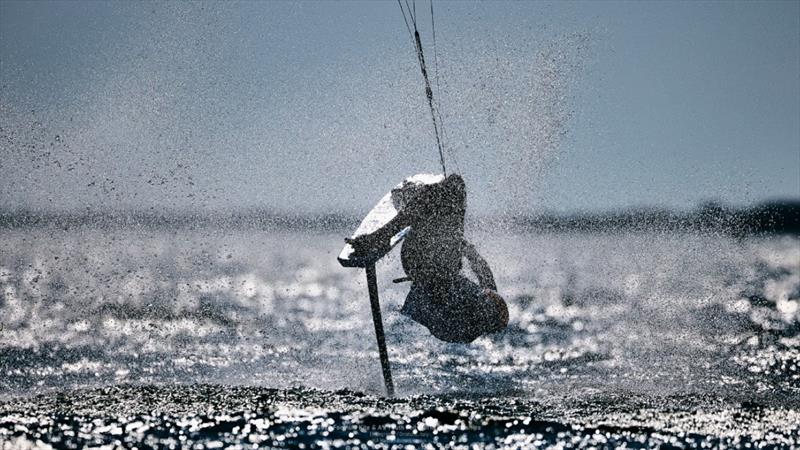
xmin=338 ymin=173 xmax=445 ymax=268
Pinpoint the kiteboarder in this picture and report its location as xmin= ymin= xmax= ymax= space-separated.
xmin=346 ymin=173 xmax=509 ymax=343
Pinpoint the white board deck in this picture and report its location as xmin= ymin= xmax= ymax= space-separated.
xmin=338 ymin=173 xmax=444 ymax=268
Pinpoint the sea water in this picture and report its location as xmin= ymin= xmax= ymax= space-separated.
xmin=0 ymin=227 xmax=798 ymax=447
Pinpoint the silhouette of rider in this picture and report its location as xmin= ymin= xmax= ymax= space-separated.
xmin=346 ymin=174 xmax=508 ymax=343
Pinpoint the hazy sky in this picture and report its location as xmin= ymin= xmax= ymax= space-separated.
xmin=1 ymin=1 xmax=798 ymax=214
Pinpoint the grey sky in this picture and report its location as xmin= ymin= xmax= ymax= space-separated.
xmin=1 ymin=1 xmax=798 ymax=215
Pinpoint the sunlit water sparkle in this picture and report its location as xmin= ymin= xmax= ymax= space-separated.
xmin=0 ymin=228 xmax=798 ymax=448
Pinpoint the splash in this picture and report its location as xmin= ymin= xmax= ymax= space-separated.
xmin=1 ymin=2 xmax=590 ymax=216
xmin=430 ymin=31 xmax=590 ymax=214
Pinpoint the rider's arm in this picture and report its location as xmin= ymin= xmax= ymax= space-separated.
xmin=462 ymin=239 xmax=497 ymax=291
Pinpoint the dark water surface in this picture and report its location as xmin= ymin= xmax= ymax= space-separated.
xmin=2 ymin=384 xmax=797 ymax=449
xmin=1 ymin=229 xmax=798 ymax=448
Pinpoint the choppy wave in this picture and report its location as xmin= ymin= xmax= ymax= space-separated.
xmin=2 ymin=384 xmax=798 ymax=449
